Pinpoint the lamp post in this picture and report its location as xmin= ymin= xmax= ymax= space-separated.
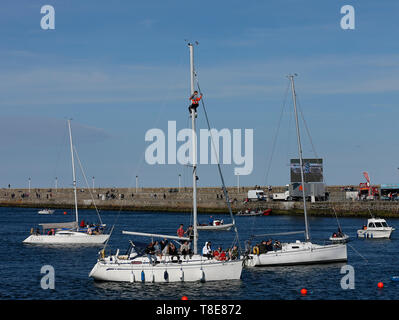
xmin=178 ymin=174 xmax=181 ymax=191
xmin=92 ymin=176 xmax=95 ymax=190
xmin=237 ymin=174 xmax=240 ymax=192
xmin=136 ymin=175 xmax=138 ymax=193
xmin=55 ymin=177 xmax=58 ymax=191
xmin=28 ymin=177 xmax=31 ymax=194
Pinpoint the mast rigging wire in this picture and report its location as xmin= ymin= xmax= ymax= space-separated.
xmin=195 ymin=77 xmax=242 ymax=253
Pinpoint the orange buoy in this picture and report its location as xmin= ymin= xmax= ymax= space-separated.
xmin=300 ymin=288 xmax=307 ymax=295
xmin=181 ymin=296 xmax=188 ymax=300
xmin=63 ymin=211 xmax=67 ymax=215
xmin=377 ymin=282 xmax=384 ymax=289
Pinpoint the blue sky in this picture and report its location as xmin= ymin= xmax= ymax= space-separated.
xmin=1 ymin=0 xmax=399 ymax=189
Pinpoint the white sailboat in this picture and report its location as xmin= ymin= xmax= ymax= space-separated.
xmin=89 ymin=43 xmax=243 ymax=283
xmin=23 ymin=120 xmax=109 ymax=245
xmin=244 ymin=75 xmax=347 ymax=267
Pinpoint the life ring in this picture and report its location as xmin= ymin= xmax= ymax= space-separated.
xmin=253 ymin=246 xmax=259 ymax=255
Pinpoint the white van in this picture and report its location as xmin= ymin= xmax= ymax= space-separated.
xmin=247 ymin=190 xmax=266 ymax=201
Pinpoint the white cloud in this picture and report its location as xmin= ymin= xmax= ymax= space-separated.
xmin=1 ymin=53 xmax=399 ymax=108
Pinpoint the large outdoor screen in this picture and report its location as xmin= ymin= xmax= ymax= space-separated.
xmin=290 ymin=158 xmax=323 ymax=183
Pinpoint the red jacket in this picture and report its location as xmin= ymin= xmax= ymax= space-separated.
xmin=190 ymin=94 xmax=202 ymax=105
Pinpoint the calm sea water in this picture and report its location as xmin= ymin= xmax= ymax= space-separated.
xmin=0 ymin=206 xmax=398 ymax=300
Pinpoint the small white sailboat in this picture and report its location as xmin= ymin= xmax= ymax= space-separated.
xmin=89 ymin=43 xmax=243 ymax=283
xmin=244 ymin=75 xmax=347 ymax=267
xmin=38 ymin=209 xmax=55 ymax=215
xmin=23 ymin=120 xmax=109 ymax=245
xmin=329 ymin=233 xmax=350 ymax=243
xmin=357 ymin=218 xmax=395 ymax=239
xmin=329 ymin=209 xmax=349 ymax=243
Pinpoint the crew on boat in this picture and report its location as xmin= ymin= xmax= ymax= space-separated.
xmin=228 ymin=245 xmax=239 ymax=260
xmin=185 ymin=225 xmax=194 ymax=242
xmin=145 ymin=241 xmax=156 ymax=265
xmin=177 ymin=224 xmax=185 ymax=239
xmin=179 ymin=241 xmax=192 ymax=258
xmin=251 ymin=239 xmax=281 ymax=255
xmin=213 ymin=247 xmax=227 ymax=261
xmin=202 ymin=241 xmax=213 ymax=259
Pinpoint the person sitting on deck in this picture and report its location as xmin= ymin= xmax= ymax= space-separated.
xmin=168 ymin=243 xmax=180 ymax=261
xmin=258 ymin=241 xmax=267 ymax=254
xmin=266 ymin=239 xmax=274 ymax=251
xmin=180 ymin=241 xmax=191 ymax=258
xmin=80 ymin=220 xmax=85 ymax=228
xmin=228 ymin=245 xmax=239 ymax=260
xmin=145 ymin=241 xmax=156 ymax=265
xmin=215 ymin=247 xmax=227 ymax=261
xmin=202 ymin=241 xmax=213 ymax=259
xmin=208 ymin=216 xmax=214 ymax=226
xmin=213 ymin=247 xmax=220 ymax=260
xmin=273 ymin=240 xmax=282 ymax=250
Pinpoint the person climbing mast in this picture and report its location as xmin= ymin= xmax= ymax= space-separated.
xmin=188 ymin=90 xmax=202 ymax=117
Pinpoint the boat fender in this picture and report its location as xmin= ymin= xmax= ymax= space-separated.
xmin=200 ymin=269 xmax=205 ymax=283
xmin=141 ymin=270 xmax=145 ymax=282
xmin=164 ymin=270 xmax=169 ymax=281
xmin=130 ymin=271 xmax=135 ymax=283
xmin=180 ymin=268 xmax=184 ymax=282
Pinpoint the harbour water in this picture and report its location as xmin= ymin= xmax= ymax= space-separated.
xmin=1 ymin=207 xmax=398 ymax=300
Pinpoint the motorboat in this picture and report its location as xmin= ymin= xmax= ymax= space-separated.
xmin=357 ymin=218 xmax=395 ymax=239
xmin=236 ymin=208 xmax=271 ymax=216
xmin=38 ymin=209 xmax=55 ymax=215
xmin=197 ymin=219 xmax=234 ymax=231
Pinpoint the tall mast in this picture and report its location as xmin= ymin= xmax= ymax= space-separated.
xmin=188 ymin=43 xmax=198 ymax=254
xmin=289 ymin=75 xmax=310 ymax=242
xmin=67 ymin=119 xmax=79 ymax=227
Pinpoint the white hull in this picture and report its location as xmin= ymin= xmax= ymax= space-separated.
xmin=89 ymin=254 xmax=242 ymax=283
xmin=197 ymin=223 xmax=234 ymax=231
xmin=38 ymin=210 xmax=55 ymax=215
xmin=357 ymin=228 xmax=394 ymax=239
xmin=23 ymin=232 xmax=109 ymax=244
xmin=329 ymin=234 xmax=350 ymax=243
xmin=244 ymin=241 xmax=347 ymax=267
